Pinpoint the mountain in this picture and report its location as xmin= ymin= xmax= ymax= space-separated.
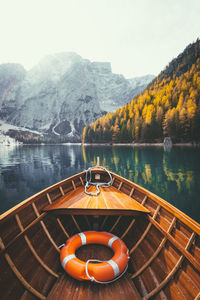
xmin=0 ymin=63 xmax=26 ymax=106
xmin=0 ymin=53 xmax=154 ymax=142
xmin=128 ymin=74 xmax=155 ymax=96
xmin=82 ymin=39 xmax=200 ymax=144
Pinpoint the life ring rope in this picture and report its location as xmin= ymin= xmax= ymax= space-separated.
xmin=85 ymin=259 xmax=129 ymax=284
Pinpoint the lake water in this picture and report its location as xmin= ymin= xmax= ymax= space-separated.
xmin=0 ymin=145 xmax=199 ymax=223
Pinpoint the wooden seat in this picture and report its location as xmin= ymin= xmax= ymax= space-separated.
xmin=43 ymin=186 xmax=150 ymax=216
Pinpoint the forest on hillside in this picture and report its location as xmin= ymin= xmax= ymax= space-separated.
xmin=82 ymin=40 xmax=200 ymax=144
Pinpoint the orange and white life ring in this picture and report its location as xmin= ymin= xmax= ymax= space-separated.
xmin=60 ymin=231 xmax=129 ymax=283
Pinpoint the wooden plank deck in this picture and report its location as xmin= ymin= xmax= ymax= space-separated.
xmin=47 ymin=273 xmax=142 ymax=300
xmin=43 ymin=186 xmax=150 ymax=216
xmin=47 ymin=244 xmax=142 ymax=300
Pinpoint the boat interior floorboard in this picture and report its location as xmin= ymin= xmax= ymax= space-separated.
xmin=47 ymin=244 xmax=142 ymax=300
xmin=47 ymin=272 xmax=141 ymax=300
xmin=2 ymin=169 xmax=200 ymax=300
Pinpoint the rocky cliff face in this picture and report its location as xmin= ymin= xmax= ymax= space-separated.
xmin=0 ymin=53 xmax=154 ymax=139
xmin=0 ymin=63 xmax=26 ymax=107
xmin=128 ymin=74 xmax=155 ymax=97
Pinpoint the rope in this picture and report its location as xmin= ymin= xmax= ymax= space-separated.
xmin=85 ymin=259 xmax=128 ymax=284
xmin=85 ymin=166 xmax=112 ymax=196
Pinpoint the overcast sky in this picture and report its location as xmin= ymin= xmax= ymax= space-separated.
xmin=0 ymin=0 xmax=199 ymax=78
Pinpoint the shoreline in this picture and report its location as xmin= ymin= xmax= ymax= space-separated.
xmin=82 ymin=142 xmax=200 ymax=147
xmin=0 ymin=142 xmax=199 ymax=147
xmin=0 ymin=142 xmax=82 ymax=147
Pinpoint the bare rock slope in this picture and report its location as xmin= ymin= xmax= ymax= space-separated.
xmin=0 ymin=53 xmax=154 ymax=139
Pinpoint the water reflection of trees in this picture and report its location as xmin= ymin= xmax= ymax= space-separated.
xmin=82 ymin=145 xmax=200 ymax=222
xmin=1 ymin=145 xmax=199 ymax=222
xmin=82 ymin=146 xmax=166 ymax=195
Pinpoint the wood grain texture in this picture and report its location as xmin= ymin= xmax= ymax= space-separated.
xmin=131 ymin=217 xmax=176 ymax=279
xmin=0 ymin=238 xmax=46 ymax=300
xmin=43 ymin=185 xmax=150 ymax=215
xmin=47 ymin=244 xmax=142 ymax=300
xmin=15 ymin=214 xmax=59 ymax=279
xmin=1 ymin=168 xmax=200 ymax=300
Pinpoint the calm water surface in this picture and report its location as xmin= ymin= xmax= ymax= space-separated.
xmin=0 ymin=145 xmax=199 ymax=223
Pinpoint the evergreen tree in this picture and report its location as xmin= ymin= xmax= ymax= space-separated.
xmin=82 ymin=39 xmax=200 ymax=144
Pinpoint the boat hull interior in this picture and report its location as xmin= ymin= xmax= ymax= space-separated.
xmin=0 ymin=169 xmax=200 ymax=300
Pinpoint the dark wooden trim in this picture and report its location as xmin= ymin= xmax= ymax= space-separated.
xmin=110 ymin=171 xmax=200 ymax=235
xmin=130 ymin=223 xmax=151 ymax=255
xmin=141 ymin=196 xmax=147 ymax=205
xmin=46 ymin=193 xmax=69 ymax=238
xmin=100 ymin=216 xmax=109 ymax=229
xmin=149 ymin=215 xmax=200 ymax=272
xmin=46 ymin=193 xmax=52 ymax=203
xmin=0 ymin=213 xmax=46 ymax=254
xmin=0 ymin=238 xmax=46 ymax=300
xmin=59 ymin=186 xmax=65 ymax=196
xmin=1 ymin=168 xmax=200 ymax=300
xmin=83 ymin=216 xmax=90 ymax=228
xmin=45 ymin=208 xmax=149 ymax=216
xmin=0 ymin=171 xmax=87 ymax=222
xmin=1 ymin=169 xmax=199 ymax=236
xmin=129 ymin=187 xmax=135 ymax=197
xmin=111 ymin=177 xmax=115 ymax=185
xmin=118 ymin=181 xmax=123 ymax=190
xmin=71 ymin=180 xmax=76 ymax=190
xmin=144 ymin=256 xmax=184 ymax=300
xmin=143 ymin=232 xmax=196 ymax=300
xmin=131 ymin=217 xmax=176 ymax=279
xmin=56 ymin=218 xmax=70 ymax=238
xmin=121 ymin=218 xmax=136 ymax=239
xmin=130 ymin=205 xmax=160 ymax=254
xmin=194 ymin=292 xmax=200 ymax=300
xmin=32 ymin=203 xmax=60 ymax=253
xmin=15 ymin=214 xmax=59 ymax=278
xmin=109 ymin=216 xmax=121 ymax=232
xmin=71 ymin=215 xmax=81 ymax=232
xmin=79 ymin=177 xmax=84 ymax=186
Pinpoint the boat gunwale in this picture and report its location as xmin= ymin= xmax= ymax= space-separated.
xmin=1 ymin=169 xmax=200 ymax=236
xmin=0 ymin=171 xmax=86 ymax=222
xmin=1 ymin=170 xmax=200 ymax=300
xmin=111 ymin=171 xmax=200 ymax=235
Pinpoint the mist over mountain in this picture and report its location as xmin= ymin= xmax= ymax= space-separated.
xmin=0 ymin=53 xmax=154 ymax=141
xmin=0 ymin=64 xmax=26 ymax=106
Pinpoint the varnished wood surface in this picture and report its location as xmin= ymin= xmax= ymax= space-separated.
xmin=47 ymin=244 xmax=142 ymax=300
xmin=47 ymin=273 xmax=143 ymax=300
xmin=0 ymin=171 xmax=86 ymax=221
xmin=43 ymin=186 xmax=150 ymax=215
xmin=1 ymin=168 xmax=200 ymax=300
xmin=111 ymin=171 xmax=200 ymax=235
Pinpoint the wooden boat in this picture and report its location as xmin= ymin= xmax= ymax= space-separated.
xmin=0 ymin=167 xmax=200 ymax=300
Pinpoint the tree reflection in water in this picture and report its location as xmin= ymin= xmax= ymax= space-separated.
xmin=82 ymin=145 xmax=200 ymax=223
xmin=0 ymin=145 xmax=199 ymax=223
